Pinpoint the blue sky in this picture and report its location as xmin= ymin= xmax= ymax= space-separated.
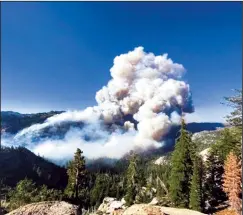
xmin=2 ymin=2 xmax=242 ymax=122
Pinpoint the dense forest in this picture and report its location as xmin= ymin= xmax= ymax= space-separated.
xmin=0 ymin=90 xmax=242 ymax=215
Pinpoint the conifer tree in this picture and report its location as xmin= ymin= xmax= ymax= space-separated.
xmin=211 ymin=128 xmax=238 ymax=163
xmin=156 ymin=180 xmax=165 ymax=199
xmin=124 ymin=153 xmax=144 ymax=206
xmin=65 ymin=148 xmax=88 ymax=206
xmin=204 ymin=149 xmax=225 ymax=210
xmin=223 ymin=90 xmax=242 ymax=159
xmin=189 ymin=155 xmax=203 ymax=212
xmin=223 ymin=89 xmax=242 ymax=128
xmin=204 ymin=127 xmax=240 ymax=210
xmin=223 ymin=152 xmax=242 ymax=214
xmin=169 ymin=118 xmax=194 ymax=208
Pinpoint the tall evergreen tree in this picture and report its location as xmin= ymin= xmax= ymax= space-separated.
xmin=124 ymin=153 xmax=145 ymax=206
xmin=204 ymin=149 xmax=225 ymax=211
xmin=189 ymin=155 xmax=203 ymax=212
xmin=169 ymin=118 xmax=194 ymax=208
xmin=222 ymin=89 xmax=242 ymax=159
xmin=223 ymin=89 xmax=242 ymax=128
xmin=223 ymin=152 xmax=242 ymax=214
xmin=204 ymin=127 xmax=240 ymax=210
xmin=65 ymin=148 xmax=88 ymax=207
xmin=211 ymin=128 xmax=239 ymax=163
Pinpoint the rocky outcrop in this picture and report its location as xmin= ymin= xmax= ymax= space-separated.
xmin=6 ymin=201 xmax=80 ymax=215
xmin=192 ymin=129 xmax=223 ymax=152
xmin=93 ymin=200 xmax=207 ymax=215
xmin=149 ymin=197 xmax=159 ymax=205
xmin=123 ymin=204 xmax=163 ymax=215
xmin=154 ymin=156 xmax=168 ymax=165
xmin=97 ymin=197 xmax=126 ymax=215
xmin=123 ymin=204 xmax=207 ymax=215
xmin=160 ymin=206 xmax=207 ymax=215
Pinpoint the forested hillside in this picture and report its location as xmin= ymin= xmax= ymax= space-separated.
xmin=0 ymin=90 xmax=241 ymax=215
xmin=1 ymin=111 xmax=63 ymax=134
xmin=0 ymin=147 xmax=68 ymax=189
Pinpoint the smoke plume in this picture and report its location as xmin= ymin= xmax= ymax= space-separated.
xmin=4 ymin=47 xmax=193 ymax=161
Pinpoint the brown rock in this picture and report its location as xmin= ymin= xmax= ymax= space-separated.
xmin=122 ymin=204 xmax=207 ymax=215
xmin=6 ymin=201 xmax=80 ymax=215
xmin=123 ymin=204 xmax=164 ymax=215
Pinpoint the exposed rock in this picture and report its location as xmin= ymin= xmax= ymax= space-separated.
xmin=192 ymin=129 xmax=223 ymax=152
xmin=199 ymin=148 xmax=210 ymax=161
xmin=6 ymin=201 xmax=80 ymax=215
xmin=122 ymin=204 xmax=207 ymax=215
xmin=121 ymin=198 xmax=126 ymax=205
xmin=149 ymin=197 xmax=159 ymax=205
xmin=123 ymin=204 xmax=164 ymax=215
xmin=154 ymin=156 xmax=168 ymax=165
xmin=160 ymin=206 xmax=207 ymax=215
xmin=97 ymin=197 xmax=126 ymax=215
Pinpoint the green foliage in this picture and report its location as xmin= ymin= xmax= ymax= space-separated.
xmin=38 ymin=185 xmax=63 ymax=201
xmin=202 ymin=90 xmax=242 ymax=212
xmin=223 ymin=89 xmax=242 ymax=128
xmin=0 ymin=146 xmax=67 ymax=189
xmin=222 ymin=89 xmax=242 ymax=159
xmin=211 ymin=128 xmax=239 ymax=163
xmin=156 ymin=180 xmax=165 ymax=199
xmin=8 ymin=178 xmax=62 ymax=211
xmin=204 ymin=150 xmax=225 ymax=211
xmin=90 ymin=173 xmax=123 ymax=208
xmin=148 ymin=161 xmax=171 ymax=199
xmin=90 ymin=174 xmax=107 ymax=207
xmin=169 ymin=119 xmax=194 ymax=208
xmin=124 ymin=153 xmax=146 ymax=206
xmin=4 ymin=90 xmax=241 ymax=211
xmin=65 ymin=148 xmax=89 ymax=207
xmin=189 ymin=155 xmax=203 ymax=212
xmin=203 ymin=127 xmax=240 ymax=211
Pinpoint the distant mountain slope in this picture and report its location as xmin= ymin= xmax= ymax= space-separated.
xmin=1 ymin=111 xmax=64 ymax=134
xmin=1 ymin=111 xmax=224 ymax=135
xmin=0 ymin=146 xmax=68 ymax=189
xmin=192 ymin=128 xmax=224 ymax=152
xmin=1 ymin=111 xmax=225 ymax=159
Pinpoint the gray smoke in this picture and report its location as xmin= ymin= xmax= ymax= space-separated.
xmin=4 ymin=47 xmax=193 ymax=161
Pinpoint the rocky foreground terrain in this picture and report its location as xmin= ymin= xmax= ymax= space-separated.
xmin=91 ymin=197 xmax=207 ymax=215
xmin=6 ymin=201 xmax=79 ymax=215
xmin=6 ymin=199 xmax=207 ymax=215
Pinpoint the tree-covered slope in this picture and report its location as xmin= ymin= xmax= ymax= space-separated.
xmin=1 ymin=111 xmax=64 ymax=134
xmin=0 ymin=146 xmax=68 ymax=189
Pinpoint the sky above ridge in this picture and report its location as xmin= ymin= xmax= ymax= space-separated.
xmin=1 ymin=2 xmax=242 ymax=122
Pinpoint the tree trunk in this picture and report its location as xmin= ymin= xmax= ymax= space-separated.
xmin=75 ymin=166 xmax=79 ymax=200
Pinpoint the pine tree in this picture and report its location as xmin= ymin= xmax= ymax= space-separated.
xmin=204 ymin=149 xmax=225 ymax=210
xmin=223 ymin=152 xmax=242 ymax=214
xmin=189 ymin=155 xmax=203 ymax=212
xmin=124 ymin=153 xmax=143 ymax=206
xmin=204 ymin=127 xmax=240 ymax=210
xmin=222 ymin=90 xmax=242 ymax=159
xmin=223 ymin=89 xmax=242 ymax=128
xmin=211 ymin=128 xmax=239 ymax=163
xmin=169 ymin=118 xmax=194 ymax=208
xmin=65 ymin=148 xmax=88 ymax=207
xmin=156 ymin=180 xmax=165 ymax=199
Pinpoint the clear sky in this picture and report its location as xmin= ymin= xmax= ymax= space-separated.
xmin=1 ymin=2 xmax=242 ymax=122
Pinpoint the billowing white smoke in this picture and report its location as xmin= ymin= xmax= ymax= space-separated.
xmin=7 ymin=47 xmax=193 ymax=161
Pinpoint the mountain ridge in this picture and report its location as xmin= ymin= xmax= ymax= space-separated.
xmin=1 ymin=111 xmax=224 ymax=135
